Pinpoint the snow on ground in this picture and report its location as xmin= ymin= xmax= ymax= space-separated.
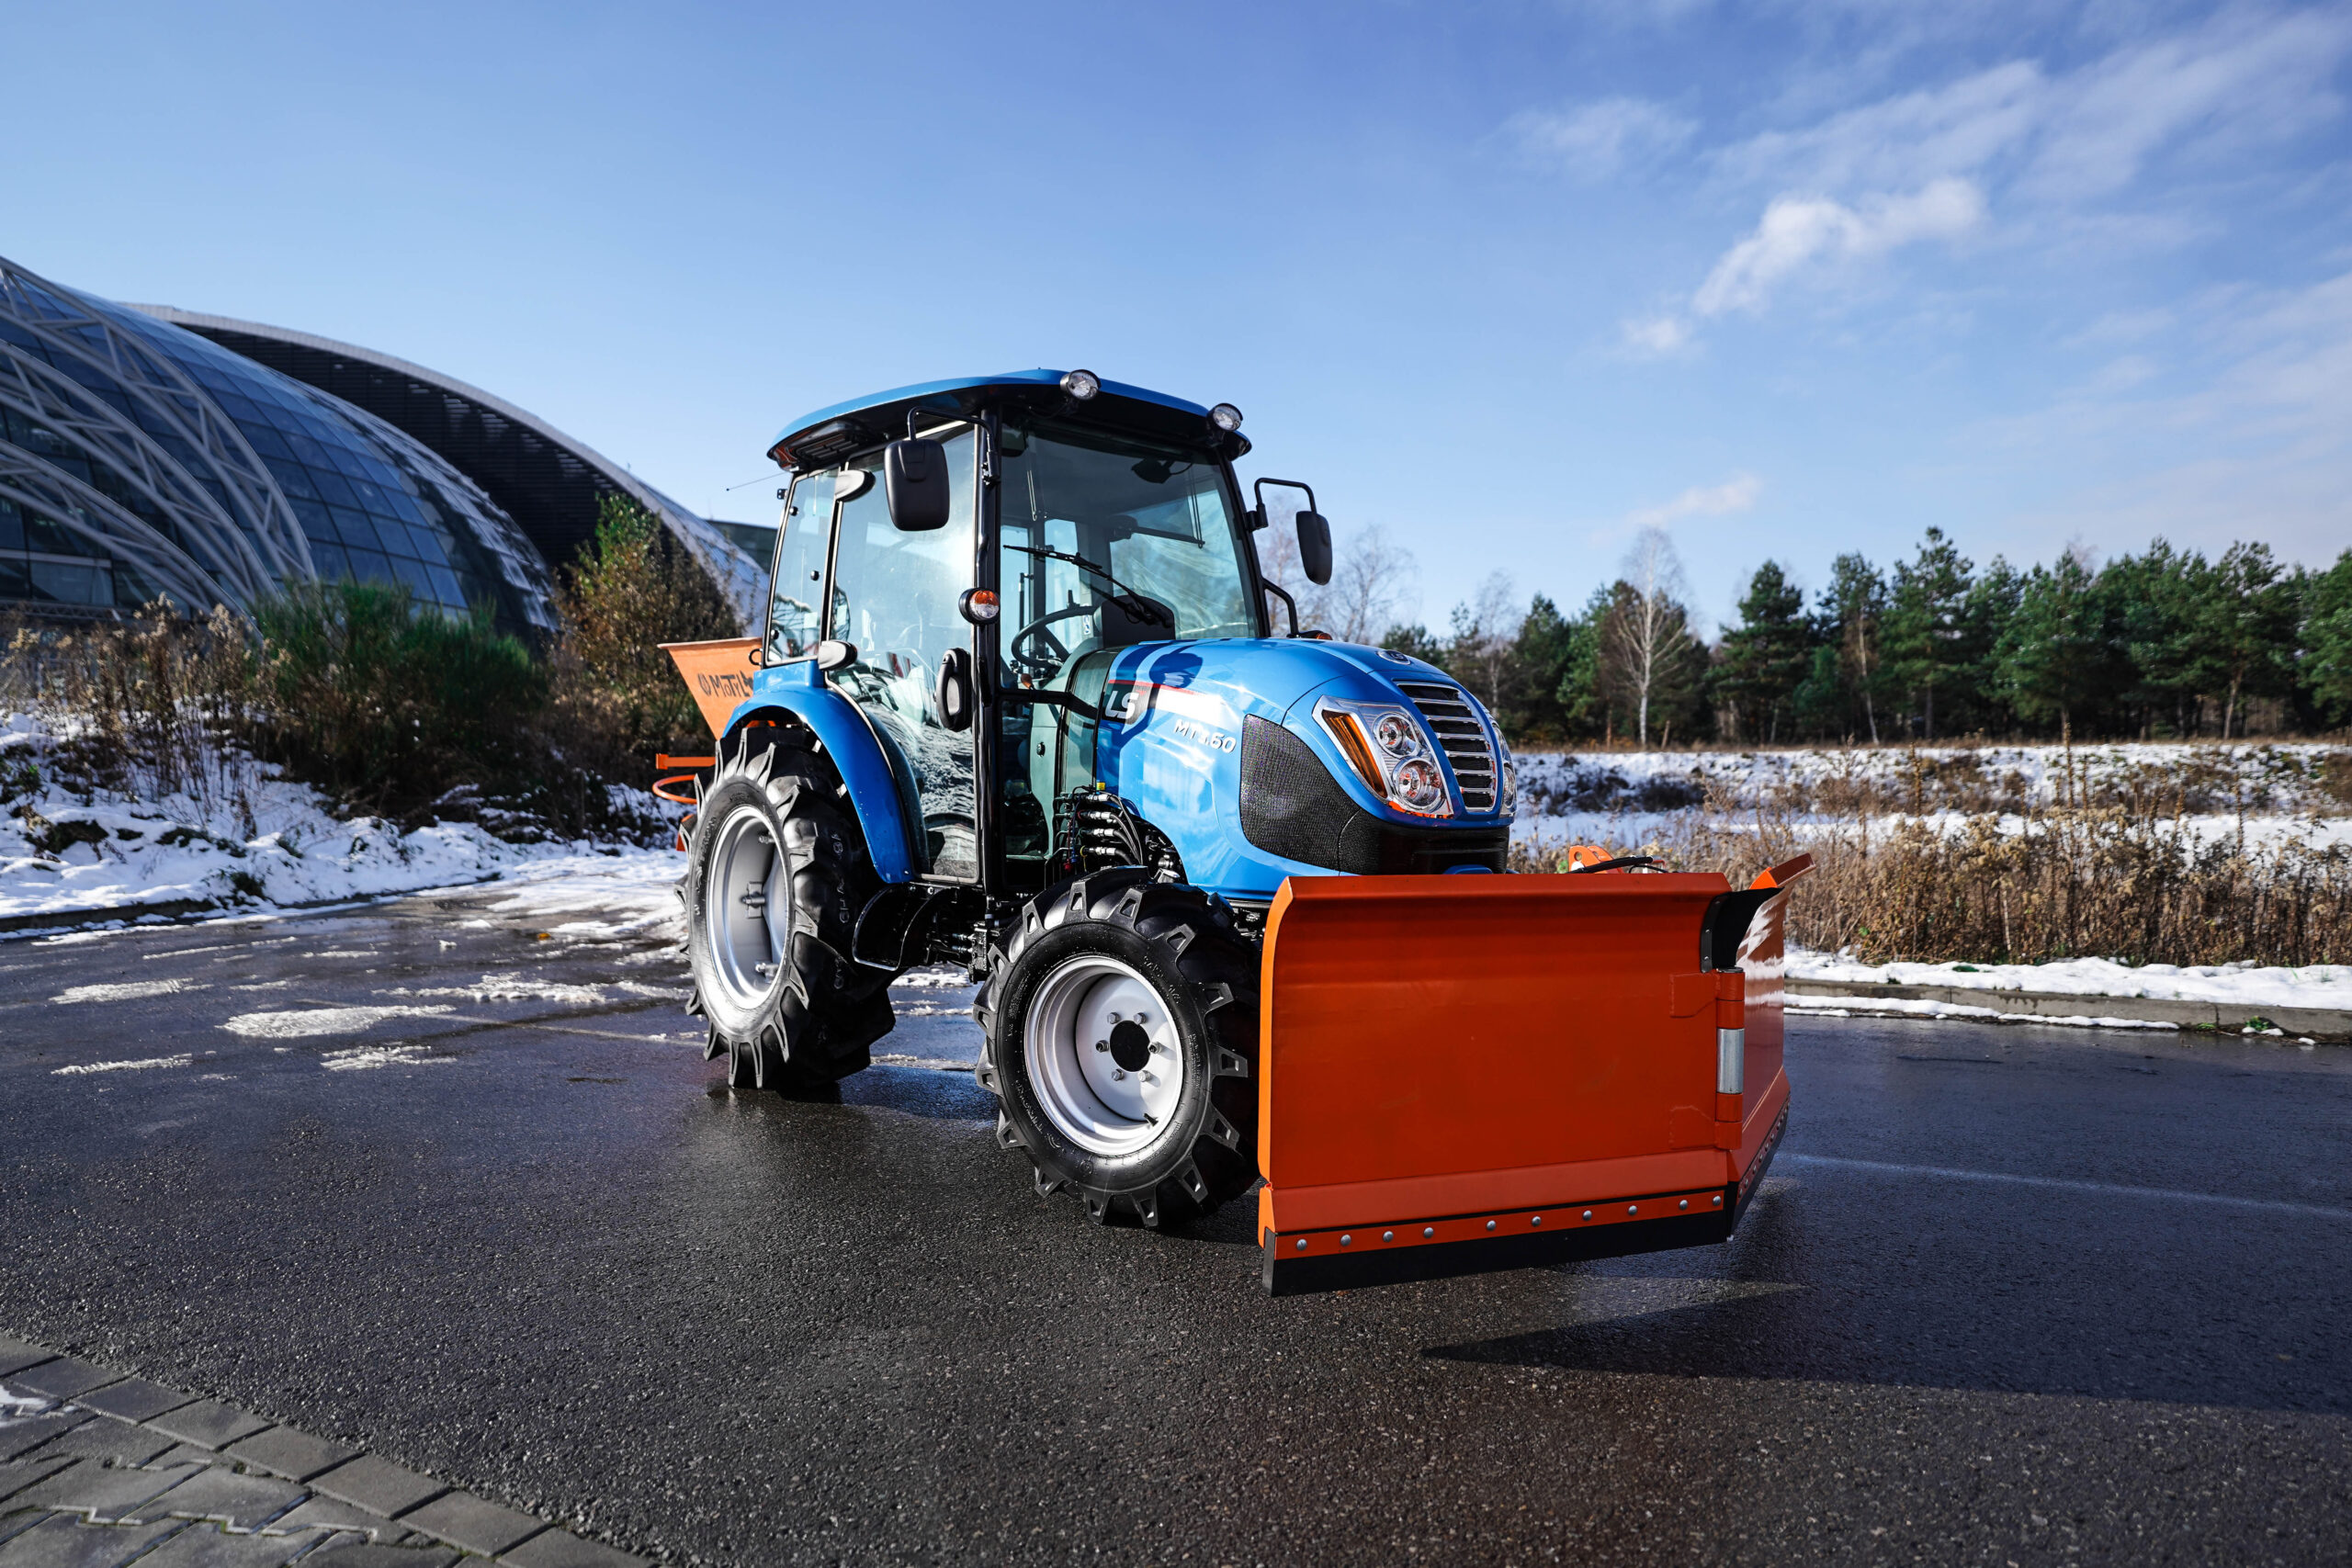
xmin=1785 ymin=952 xmax=2352 ymax=1011
xmin=1 ymin=711 xmax=685 ymax=934
xmin=1510 ymin=741 xmax=2352 ymax=857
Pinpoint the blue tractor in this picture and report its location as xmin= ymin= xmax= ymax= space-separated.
xmin=670 ymin=369 xmax=1797 ymax=1293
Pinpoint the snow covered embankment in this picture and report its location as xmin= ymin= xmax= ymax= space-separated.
xmin=2 ymin=713 xmax=678 ymax=931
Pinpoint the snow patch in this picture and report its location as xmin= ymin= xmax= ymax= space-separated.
xmin=389 ymin=976 xmax=607 ymax=1007
xmin=219 ymin=1005 xmax=456 ymax=1039
xmin=320 ymin=1044 xmax=451 ymax=1071
xmin=51 ymin=979 xmax=202 ymax=1004
xmin=53 ymin=1055 xmax=194 ymax=1075
xmin=1789 ymin=950 xmax=2352 ymax=1011
xmin=0 ymin=1383 xmax=55 ymax=1421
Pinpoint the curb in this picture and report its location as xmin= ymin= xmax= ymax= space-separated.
xmin=0 ymin=1333 xmax=652 ymax=1566
xmin=1786 ymin=978 xmax=2352 ymax=1041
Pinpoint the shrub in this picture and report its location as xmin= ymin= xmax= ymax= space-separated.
xmin=251 ymin=580 xmax=548 ymax=817
xmin=549 ymin=493 xmax=740 ymax=779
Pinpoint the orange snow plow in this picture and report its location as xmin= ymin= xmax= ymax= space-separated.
xmin=1256 ymin=855 xmax=1809 ymax=1294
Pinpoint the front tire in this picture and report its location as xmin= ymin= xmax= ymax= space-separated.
xmin=977 ymin=869 xmax=1259 ymax=1226
xmin=682 ymin=733 xmax=893 ymax=1090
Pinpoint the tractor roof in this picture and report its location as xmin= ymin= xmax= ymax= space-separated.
xmin=768 ymin=370 xmax=1247 ymax=469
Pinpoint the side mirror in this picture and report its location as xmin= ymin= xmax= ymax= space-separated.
xmin=1296 ymin=511 xmax=1332 ymax=585
xmin=814 ymin=639 xmax=857 ymax=672
xmin=885 ymin=438 xmax=951 ymax=531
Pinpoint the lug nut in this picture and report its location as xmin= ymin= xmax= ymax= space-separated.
xmin=1094 ymin=1040 xmax=1107 ymax=1052
xmin=1112 ymin=1068 xmax=1125 ymax=1081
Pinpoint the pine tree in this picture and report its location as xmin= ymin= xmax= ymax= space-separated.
xmin=2301 ymin=549 xmax=2352 ymax=725
xmin=1883 ymin=527 xmax=1973 ymax=739
xmin=1714 ymin=561 xmax=1811 ymax=743
xmin=1996 ymin=551 xmax=2122 ymax=748
xmin=1821 ymin=553 xmax=1887 ymax=742
xmin=2187 ymin=542 xmax=2297 ymax=739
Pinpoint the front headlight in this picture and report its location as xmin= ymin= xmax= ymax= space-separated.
xmin=1315 ymin=698 xmax=1454 ymax=818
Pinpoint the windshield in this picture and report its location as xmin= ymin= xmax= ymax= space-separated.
xmin=996 ymin=422 xmax=1258 ymax=683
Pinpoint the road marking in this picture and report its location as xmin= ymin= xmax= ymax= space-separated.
xmin=1783 ymin=1153 xmax=2352 ymax=1221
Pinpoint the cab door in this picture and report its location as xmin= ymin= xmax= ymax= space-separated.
xmin=822 ymin=425 xmax=980 ymax=880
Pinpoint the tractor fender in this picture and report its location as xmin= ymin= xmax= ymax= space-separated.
xmin=722 ymin=660 xmax=920 ymax=884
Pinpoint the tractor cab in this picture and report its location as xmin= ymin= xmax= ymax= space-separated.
xmin=752 ymin=369 xmax=1364 ymax=908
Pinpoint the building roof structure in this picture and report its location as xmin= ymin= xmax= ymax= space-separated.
xmin=0 ymin=254 xmax=763 ymax=633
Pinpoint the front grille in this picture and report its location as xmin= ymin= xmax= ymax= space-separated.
xmin=1396 ymin=682 xmax=1498 ymax=812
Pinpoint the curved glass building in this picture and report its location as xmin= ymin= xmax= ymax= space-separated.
xmin=0 ymin=254 xmax=763 ymax=635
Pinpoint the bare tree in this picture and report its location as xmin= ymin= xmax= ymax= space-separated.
xmin=1602 ymin=526 xmax=1693 ymax=748
xmin=1449 ymin=570 xmax=1524 ymax=710
xmin=1260 ymin=521 xmax=1418 ymax=643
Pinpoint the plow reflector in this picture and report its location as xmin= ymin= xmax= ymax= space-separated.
xmin=1256 ymin=871 xmax=1796 ymax=1295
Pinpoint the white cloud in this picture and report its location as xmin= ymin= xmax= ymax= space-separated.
xmin=1625 ymin=7 xmax=2352 ymax=351
xmin=1507 ymin=96 xmax=1697 ymax=180
xmin=1629 ymin=473 xmax=1765 ymax=530
xmin=1691 ymin=177 xmax=1984 ymax=316
xmin=1621 ymin=313 xmax=1693 ymax=355
xmin=1713 ymin=9 xmax=2352 ymax=203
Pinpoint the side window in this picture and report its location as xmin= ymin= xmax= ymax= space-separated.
xmin=825 ymin=429 xmax=980 ymax=878
xmin=767 ymin=472 xmax=832 ymax=660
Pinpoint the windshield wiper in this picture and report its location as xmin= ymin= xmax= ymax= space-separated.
xmin=1005 ymin=545 xmax=1173 ymax=626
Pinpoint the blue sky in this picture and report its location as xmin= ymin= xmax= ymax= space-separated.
xmin=10 ymin=1 xmax=2350 ymax=634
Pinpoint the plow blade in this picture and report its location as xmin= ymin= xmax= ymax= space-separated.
xmin=1257 ymin=865 xmax=1802 ymax=1295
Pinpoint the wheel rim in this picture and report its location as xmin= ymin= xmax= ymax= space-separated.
xmin=1023 ymin=954 xmax=1183 ymax=1157
xmin=705 ymin=802 xmax=786 ymax=1014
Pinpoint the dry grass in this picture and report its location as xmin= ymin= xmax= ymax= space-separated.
xmin=1513 ymin=798 xmax=2352 ymax=968
xmin=6 ymin=604 xmax=258 ymax=831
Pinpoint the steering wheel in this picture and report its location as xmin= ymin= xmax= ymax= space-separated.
xmin=1007 ymin=602 xmax=1096 ymax=681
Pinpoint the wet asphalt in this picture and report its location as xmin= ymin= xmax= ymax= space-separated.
xmin=0 ymin=886 xmax=2347 ymax=1567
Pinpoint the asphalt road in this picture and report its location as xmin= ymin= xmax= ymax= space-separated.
xmin=2 ymin=883 xmax=2348 ymax=1567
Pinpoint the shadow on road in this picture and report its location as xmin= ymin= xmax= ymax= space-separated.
xmin=1422 ymin=1187 xmax=2350 ymax=1417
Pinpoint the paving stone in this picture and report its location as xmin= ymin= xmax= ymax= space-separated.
xmin=10 ymin=1425 xmax=176 ymax=1470
xmin=399 ymin=1492 xmax=544 ymax=1557
xmin=307 ymin=1458 xmax=444 ymax=1521
xmin=305 ymin=1544 xmax=459 ymax=1568
xmin=140 ymin=1467 xmax=305 ymax=1531
xmin=146 ymin=1448 xmax=215 ymax=1472
xmin=0 ymin=1461 xmax=75 ymax=1506
xmin=4 ymin=1364 xmax=116 ymax=1404
xmin=142 ymin=1404 xmax=270 ymax=1453
xmin=0 ymin=1343 xmax=54 ymax=1379
xmin=221 ymin=1428 xmax=357 ymax=1484
xmin=10 ymin=1460 xmax=202 ymax=1520
xmin=265 ymin=1498 xmax=409 ymax=1541
xmin=71 ymin=1382 xmax=194 ymax=1424
xmin=502 ymin=1529 xmax=650 ymax=1568
xmin=128 ymin=1520 xmax=318 ymax=1568
xmin=0 ymin=1511 xmax=183 ymax=1568
xmin=0 ymin=1419 xmax=90 ymax=1466
xmin=0 ymin=1511 xmax=46 ymax=1550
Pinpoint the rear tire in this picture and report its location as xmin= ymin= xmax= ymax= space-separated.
xmin=681 ymin=731 xmax=893 ymax=1090
xmin=977 ymin=869 xmax=1259 ymax=1226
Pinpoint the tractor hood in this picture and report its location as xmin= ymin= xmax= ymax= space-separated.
xmin=1091 ymin=637 xmax=1513 ymax=899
